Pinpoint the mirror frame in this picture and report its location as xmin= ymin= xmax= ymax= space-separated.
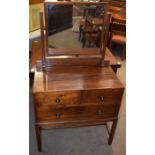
xmin=44 ymin=1 xmax=109 ymax=56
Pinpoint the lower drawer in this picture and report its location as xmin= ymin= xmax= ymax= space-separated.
xmin=36 ymin=104 xmax=118 ymax=122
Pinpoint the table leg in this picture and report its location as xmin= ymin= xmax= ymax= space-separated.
xmin=111 ymin=66 xmax=118 ymax=74
xmin=35 ymin=125 xmax=42 ymax=152
xmin=108 ymin=119 xmax=118 ymax=145
xmin=121 ymin=44 xmax=126 ymax=60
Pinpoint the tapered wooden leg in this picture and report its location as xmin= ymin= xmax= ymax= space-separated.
xmin=121 ymin=44 xmax=126 ymax=60
xmin=108 ymin=119 xmax=118 ymax=145
xmin=111 ymin=66 xmax=118 ymax=74
xmin=29 ymin=72 xmax=34 ymax=88
xmin=109 ymin=41 xmax=113 ymax=52
xmin=35 ymin=125 xmax=42 ymax=152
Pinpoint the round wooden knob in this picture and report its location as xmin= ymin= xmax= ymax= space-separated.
xmin=100 ymin=96 xmax=104 ymax=104
xmin=100 ymin=96 xmax=104 ymax=101
xmin=97 ymin=109 xmax=103 ymax=115
xmin=55 ymin=96 xmax=61 ymax=104
xmin=55 ymin=113 xmax=61 ymax=118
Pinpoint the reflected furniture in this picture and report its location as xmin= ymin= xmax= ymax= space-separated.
xmin=47 ymin=4 xmax=73 ymax=35
xmin=87 ymin=17 xmax=103 ymax=26
xmin=81 ymin=20 xmax=100 ymax=47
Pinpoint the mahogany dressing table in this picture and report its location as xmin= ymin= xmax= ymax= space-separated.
xmin=32 ymin=1 xmax=124 ymax=152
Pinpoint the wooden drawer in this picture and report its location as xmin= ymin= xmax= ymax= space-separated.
xmin=81 ymin=89 xmax=123 ymax=105
xmin=34 ymin=91 xmax=81 ymax=107
xmin=37 ymin=104 xmax=118 ymax=122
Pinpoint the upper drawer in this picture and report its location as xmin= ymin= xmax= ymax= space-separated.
xmin=34 ymin=91 xmax=81 ymax=107
xmin=81 ymin=89 xmax=123 ymax=105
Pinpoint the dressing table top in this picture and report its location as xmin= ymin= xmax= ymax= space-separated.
xmin=33 ymin=66 xmax=123 ymax=93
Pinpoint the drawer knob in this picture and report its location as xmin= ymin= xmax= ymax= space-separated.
xmin=100 ymin=96 xmax=104 ymax=101
xmin=100 ymin=96 xmax=104 ymax=104
xmin=55 ymin=96 xmax=61 ymax=104
xmin=55 ymin=113 xmax=61 ymax=118
xmin=97 ymin=109 xmax=103 ymax=115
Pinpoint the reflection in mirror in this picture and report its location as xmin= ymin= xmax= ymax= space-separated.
xmin=45 ymin=2 xmax=107 ymax=48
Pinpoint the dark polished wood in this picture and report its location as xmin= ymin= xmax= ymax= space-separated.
xmin=36 ymin=104 xmax=119 ymax=123
xmin=33 ymin=66 xmax=124 ymax=151
xmin=31 ymin=2 xmax=124 ymax=152
xmin=36 ymin=55 xmax=102 ymax=69
xmin=30 ymin=40 xmax=121 ymax=73
xmin=108 ymin=119 xmax=118 ymax=145
xmin=33 ymin=67 xmax=124 ymax=92
xmin=40 ymin=12 xmax=46 ymax=63
xmin=38 ymin=117 xmax=117 ymax=129
xmin=35 ymin=125 xmax=42 ymax=152
xmin=29 ymin=0 xmax=43 ymax=5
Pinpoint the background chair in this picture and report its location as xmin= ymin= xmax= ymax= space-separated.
xmin=109 ymin=16 xmax=126 ymax=60
xmin=108 ymin=6 xmax=126 ymax=16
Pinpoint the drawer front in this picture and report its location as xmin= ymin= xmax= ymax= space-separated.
xmin=36 ymin=104 xmax=118 ymax=122
xmin=81 ymin=89 xmax=123 ymax=105
xmin=34 ymin=91 xmax=81 ymax=107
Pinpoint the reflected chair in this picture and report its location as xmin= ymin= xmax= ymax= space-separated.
xmin=81 ymin=20 xmax=99 ymax=47
xmin=79 ymin=5 xmax=103 ymax=42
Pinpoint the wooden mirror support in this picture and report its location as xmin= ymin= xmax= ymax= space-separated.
xmin=36 ymin=1 xmax=112 ymax=71
xmin=40 ymin=12 xmax=46 ymax=69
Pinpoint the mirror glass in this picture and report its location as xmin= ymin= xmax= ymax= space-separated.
xmin=45 ymin=1 xmax=107 ymax=49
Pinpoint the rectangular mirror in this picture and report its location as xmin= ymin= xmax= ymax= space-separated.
xmin=44 ymin=1 xmax=108 ymax=50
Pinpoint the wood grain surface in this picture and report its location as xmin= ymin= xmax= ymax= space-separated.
xmin=30 ymin=40 xmax=120 ymax=72
xmin=31 ymin=1 xmax=124 ymax=151
xmin=33 ymin=66 xmax=124 ymax=92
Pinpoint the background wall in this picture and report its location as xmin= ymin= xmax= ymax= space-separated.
xmin=29 ymin=3 xmax=44 ymax=32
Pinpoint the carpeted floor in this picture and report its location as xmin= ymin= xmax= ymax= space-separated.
xmin=48 ymin=17 xmax=83 ymax=48
xmin=30 ymin=25 xmax=126 ymax=155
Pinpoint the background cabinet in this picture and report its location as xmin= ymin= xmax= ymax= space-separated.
xmin=47 ymin=5 xmax=73 ymax=35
